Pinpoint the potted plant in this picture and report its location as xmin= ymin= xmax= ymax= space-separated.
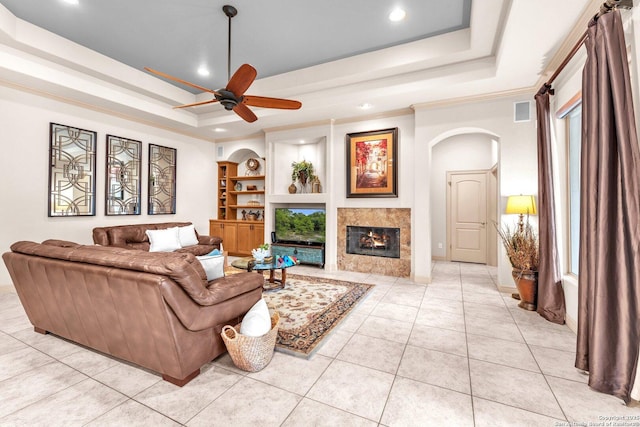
xmin=496 ymin=221 xmax=539 ymax=311
xmin=291 ymin=160 xmax=316 ymax=187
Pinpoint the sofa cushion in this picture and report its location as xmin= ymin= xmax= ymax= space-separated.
xmin=93 ymin=223 xmax=220 ymax=254
xmin=176 ymin=245 xmax=216 ymax=256
xmin=147 ymin=228 xmax=182 ymax=252
xmin=7 ymin=241 xmax=254 ymax=306
xmin=240 ymin=298 xmax=271 ymax=337
xmin=196 ymin=254 xmax=225 ymax=281
xmin=178 ymin=225 xmax=199 ymax=247
xmin=107 ymin=226 xmax=148 ymax=247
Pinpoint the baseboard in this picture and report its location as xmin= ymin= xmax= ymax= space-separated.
xmin=431 ymin=255 xmax=447 ymax=262
xmin=565 ymin=314 xmax=577 ymax=334
xmin=0 ymin=285 xmax=16 ymax=294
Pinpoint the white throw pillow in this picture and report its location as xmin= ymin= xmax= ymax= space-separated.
xmin=240 ymin=298 xmax=271 ymax=337
xmin=178 ymin=224 xmax=199 ymax=247
xmin=196 ymin=254 xmax=225 ymax=281
xmin=146 ymin=227 xmax=181 ymax=252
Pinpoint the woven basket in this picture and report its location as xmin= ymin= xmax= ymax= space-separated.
xmin=221 ymin=312 xmax=280 ymax=372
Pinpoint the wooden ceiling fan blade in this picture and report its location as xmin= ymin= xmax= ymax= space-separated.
xmin=226 ymin=64 xmax=257 ymax=97
xmin=243 ymin=95 xmax=302 ymax=110
xmin=173 ymin=99 xmax=219 ymax=109
xmin=144 ymin=67 xmax=220 ymax=95
xmin=233 ymin=103 xmax=258 ymax=123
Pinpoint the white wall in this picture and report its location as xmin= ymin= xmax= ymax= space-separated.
xmin=0 ymin=84 xmax=216 ymax=285
xmin=414 ymin=95 xmax=538 ymax=287
xmin=430 ymin=133 xmax=495 ymax=259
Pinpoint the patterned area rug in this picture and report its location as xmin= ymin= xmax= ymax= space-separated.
xmin=262 ymin=274 xmax=374 ymax=358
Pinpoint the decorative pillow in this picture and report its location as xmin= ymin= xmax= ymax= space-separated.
xmin=240 ymin=298 xmax=271 ymax=337
xmin=178 ymin=224 xmax=199 ymax=247
xmin=196 ymin=254 xmax=225 ymax=281
xmin=146 ymin=227 xmax=181 ymax=252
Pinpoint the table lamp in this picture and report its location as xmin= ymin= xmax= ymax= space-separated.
xmin=505 ymin=195 xmax=537 ymax=231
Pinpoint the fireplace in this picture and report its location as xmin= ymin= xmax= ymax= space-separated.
xmin=346 ymin=226 xmax=400 ymax=259
xmin=338 ymin=208 xmax=410 ymax=277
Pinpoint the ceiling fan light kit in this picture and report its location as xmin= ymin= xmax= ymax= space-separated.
xmin=144 ymin=4 xmax=301 ymax=123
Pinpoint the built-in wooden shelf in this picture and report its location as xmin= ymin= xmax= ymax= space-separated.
xmin=230 ymin=175 xmax=265 ymax=181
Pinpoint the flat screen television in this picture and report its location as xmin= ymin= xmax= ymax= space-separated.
xmin=274 ymin=208 xmax=326 ymax=245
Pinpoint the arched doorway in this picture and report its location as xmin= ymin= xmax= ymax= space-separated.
xmin=429 ymin=128 xmax=500 ymax=266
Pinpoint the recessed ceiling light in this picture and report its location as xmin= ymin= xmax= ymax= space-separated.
xmin=388 ymin=8 xmax=406 ymax=22
xmin=62 ymin=0 xmax=79 ymax=5
xmin=359 ymin=103 xmax=373 ymax=110
xmin=299 ymin=139 xmax=305 ymax=144
xmin=213 ymin=128 xmax=226 ymax=133
xmin=197 ymin=66 xmax=210 ymax=77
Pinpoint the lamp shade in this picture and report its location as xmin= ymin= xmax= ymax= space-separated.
xmin=505 ymin=195 xmax=537 ymax=215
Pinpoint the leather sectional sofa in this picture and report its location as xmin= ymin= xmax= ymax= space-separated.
xmin=92 ymin=222 xmax=220 ymax=256
xmin=3 ymin=239 xmax=264 ymax=386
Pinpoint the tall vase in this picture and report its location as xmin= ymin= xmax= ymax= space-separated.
xmin=297 ymin=171 xmax=308 ymax=193
xmin=511 ymin=269 xmax=538 ymax=311
xmin=298 ymin=171 xmax=308 ymax=186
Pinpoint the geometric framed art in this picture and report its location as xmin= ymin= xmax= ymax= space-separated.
xmin=148 ymin=144 xmax=176 ymax=215
xmin=106 ymin=135 xmax=141 ymax=215
xmin=48 ymin=123 xmax=97 ymax=216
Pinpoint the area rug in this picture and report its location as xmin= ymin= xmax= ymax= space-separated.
xmin=261 ymin=274 xmax=374 ymax=358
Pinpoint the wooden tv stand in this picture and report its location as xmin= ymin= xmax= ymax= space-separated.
xmin=271 ymin=242 xmax=325 ymax=268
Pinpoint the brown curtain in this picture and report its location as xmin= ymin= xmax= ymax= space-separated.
xmin=535 ymin=87 xmax=566 ymax=324
xmin=576 ymin=10 xmax=640 ymax=404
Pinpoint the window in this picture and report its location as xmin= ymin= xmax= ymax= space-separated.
xmin=567 ymin=105 xmax=582 ymax=275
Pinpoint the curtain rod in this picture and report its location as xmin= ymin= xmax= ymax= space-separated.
xmin=537 ymin=0 xmax=633 ymax=96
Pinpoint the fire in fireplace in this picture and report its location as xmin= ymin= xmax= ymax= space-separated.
xmin=346 ymin=226 xmax=400 ymax=258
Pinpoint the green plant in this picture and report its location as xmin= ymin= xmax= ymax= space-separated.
xmin=258 ymin=242 xmax=270 ymax=251
xmin=291 ymin=160 xmax=316 ymax=183
xmin=495 ymin=221 xmax=539 ymax=271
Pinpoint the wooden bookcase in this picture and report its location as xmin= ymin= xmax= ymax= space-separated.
xmin=213 ymin=160 xmax=266 ymax=256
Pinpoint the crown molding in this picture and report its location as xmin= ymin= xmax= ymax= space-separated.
xmin=261 ymin=119 xmax=334 ymax=135
xmin=333 ymin=108 xmax=414 ymax=125
xmin=411 ymin=86 xmax=536 ymax=110
xmin=533 ymin=0 xmax=601 ymax=90
xmin=214 ymin=131 xmax=265 ymax=143
xmin=0 ymin=78 xmax=217 ymax=143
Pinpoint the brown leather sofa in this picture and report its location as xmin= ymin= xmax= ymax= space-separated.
xmin=92 ymin=222 xmax=220 ymax=256
xmin=3 ymin=239 xmax=264 ymax=386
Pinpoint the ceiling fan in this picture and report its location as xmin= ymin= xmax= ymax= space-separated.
xmin=144 ymin=5 xmax=301 ymax=123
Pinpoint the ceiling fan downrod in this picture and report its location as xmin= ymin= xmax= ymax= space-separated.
xmin=222 ymin=5 xmax=237 ymax=82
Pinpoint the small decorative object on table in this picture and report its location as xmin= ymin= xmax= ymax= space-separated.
xmin=251 ymin=243 xmax=270 ymax=263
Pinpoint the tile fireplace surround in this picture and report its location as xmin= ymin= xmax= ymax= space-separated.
xmin=337 ymin=208 xmax=411 ymax=277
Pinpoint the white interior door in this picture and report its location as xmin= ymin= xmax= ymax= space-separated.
xmin=448 ymin=171 xmax=487 ymax=264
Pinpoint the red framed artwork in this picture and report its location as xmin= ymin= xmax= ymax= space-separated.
xmin=346 ymin=127 xmax=398 ymax=198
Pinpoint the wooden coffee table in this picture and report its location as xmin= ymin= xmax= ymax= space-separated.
xmin=231 ymin=257 xmax=298 ymax=290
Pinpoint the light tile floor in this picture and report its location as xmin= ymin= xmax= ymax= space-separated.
xmin=1 ymin=262 xmax=639 ymax=426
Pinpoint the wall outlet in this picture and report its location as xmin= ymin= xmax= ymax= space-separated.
xmin=438 ymin=242 xmax=443 ymax=249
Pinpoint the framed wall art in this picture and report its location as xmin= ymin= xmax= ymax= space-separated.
xmin=106 ymin=135 xmax=141 ymax=215
xmin=148 ymin=144 xmax=176 ymax=214
xmin=48 ymin=123 xmax=97 ymax=216
xmin=346 ymin=127 xmax=398 ymax=198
